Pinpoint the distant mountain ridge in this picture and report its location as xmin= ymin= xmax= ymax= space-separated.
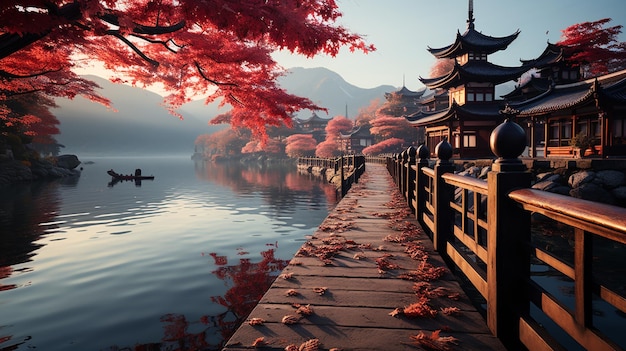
xmin=53 ymin=68 xmax=397 ymax=156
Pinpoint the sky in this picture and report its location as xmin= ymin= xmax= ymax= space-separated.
xmin=271 ymin=0 xmax=626 ymax=90
xmin=76 ymin=0 xmax=626 ymax=93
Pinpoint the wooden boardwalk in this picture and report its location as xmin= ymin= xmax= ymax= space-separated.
xmin=222 ymin=164 xmax=506 ymax=351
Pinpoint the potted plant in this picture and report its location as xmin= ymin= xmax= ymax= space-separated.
xmin=569 ymin=132 xmax=594 ymax=158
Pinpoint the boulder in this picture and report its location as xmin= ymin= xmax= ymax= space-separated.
xmin=569 ymin=183 xmax=614 ymax=204
xmin=56 ymin=154 xmax=81 ymax=170
xmin=532 ymin=180 xmax=561 ymax=192
xmin=612 ymin=186 xmax=626 ymax=202
xmin=595 ymin=170 xmax=625 ymax=189
xmin=568 ymin=170 xmax=595 ymax=188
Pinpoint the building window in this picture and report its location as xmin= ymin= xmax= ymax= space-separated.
xmin=468 ymin=52 xmax=487 ymax=61
xmin=548 ymin=120 xmax=576 ymax=146
xmin=466 ymin=87 xmax=493 ymax=102
xmin=463 ymin=134 xmax=477 ymax=148
xmin=560 ymin=121 xmax=572 ymax=146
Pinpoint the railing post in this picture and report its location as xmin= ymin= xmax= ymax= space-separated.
xmin=395 ymin=153 xmax=402 ymax=191
xmin=340 ymin=156 xmax=346 ymax=196
xmin=433 ymin=139 xmax=455 ymax=253
xmin=486 ymin=117 xmax=532 ymax=350
xmin=415 ymin=144 xmax=430 ymax=222
xmin=400 ymin=150 xmax=408 ymax=196
xmin=405 ymin=146 xmax=417 ymax=210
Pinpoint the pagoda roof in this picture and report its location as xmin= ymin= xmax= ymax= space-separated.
xmin=427 ymin=25 xmax=520 ymax=59
xmin=520 ymin=42 xmax=564 ymax=69
xmin=385 ymin=86 xmax=426 ymax=99
xmin=511 ymin=69 xmax=626 ymax=116
xmin=419 ymin=89 xmax=448 ymax=104
xmin=340 ymin=125 xmax=372 ymax=138
xmin=501 ymin=76 xmax=552 ymax=100
xmin=405 ymin=101 xmax=503 ymax=127
xmin=294 ymin=112 xmax=329 ymax=124
xmin=419 ymin=60 xmax=530 ymax=89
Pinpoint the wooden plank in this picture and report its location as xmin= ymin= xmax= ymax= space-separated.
xmin=223 ymin=164 xmax=506 ymax=351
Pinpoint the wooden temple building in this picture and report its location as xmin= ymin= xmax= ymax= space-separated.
xmin=406 ymin=1 xmax=530 ymax=158
xmin=294 ymin=112 xmax=330 ymax=143
xmin=511 ymin=68 xmax=626 ymax=158
xmin=404 ymin=0 xmax=626 ymax=159
xmin=339 ymin=124 xmax=374 ymax=155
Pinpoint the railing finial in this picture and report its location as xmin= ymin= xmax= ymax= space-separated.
xmin=417 ymin=143 xmax=430 ymax=161
xmin=490 ymin=117 xmax=527 ymax=171
xmin=435 ymin=137 xmax=453 ymax=164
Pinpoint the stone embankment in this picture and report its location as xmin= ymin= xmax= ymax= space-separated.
xmin=455 ymin=159 xmax=626 ymax=207
xmin=0 ymin=154 xmax=82 ymax=186
xmin=296 ymin=164 xmax=348 ymax=190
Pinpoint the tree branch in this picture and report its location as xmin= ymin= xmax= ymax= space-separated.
xmin=106 ymin=30 xmax=160 ymax=67
xmin=99 ymin=12 xmax=186 ymax=35
xmin=194 ymin=61 xmax=238 ymax=87
xmin=130 ymin=34 xmax=178 ymax=53
xmin=0 ymin=67 xmax=63 ymax=79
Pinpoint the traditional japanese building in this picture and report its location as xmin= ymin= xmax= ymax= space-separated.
xmin=339 ymin=124 xmax=374 ymax=155
xmin=510 ymin=68 xmax=626 ymax=158
xmin=407 ymin=0 xmax=531 ymax=158
xmin=383 ymin=84 xmax=426 ymax=116
xmin=294 ymin=112 xmax=330 ymax=143
xmin=503 ymin=42 xmax=581 ymax=102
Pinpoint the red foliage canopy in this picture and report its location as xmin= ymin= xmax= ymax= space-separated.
xmin=362 ymin=137 xmax=404 ymax=155
xmin=1 ymin=0 xmax=374 ymax=141
xmin=429 ymin=58 xmax=455 ymax=78
xmin=324 ymin=115 xmax=353 ymax=138
xmin=557 ymin=18 xmax=626 ymax=76
xmin=315 ymin=139 xmax=340 ymax=158
xmin=285 ymin=134 xmax=317 ymax=158
xmin=370 ymin=115 xmax=413 ymax=139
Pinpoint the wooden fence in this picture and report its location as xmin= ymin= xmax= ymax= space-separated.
xmin=298 ymin=155 xmax=365 ymax=197
xmin=387 ymin=120 xmax=626 ymax=351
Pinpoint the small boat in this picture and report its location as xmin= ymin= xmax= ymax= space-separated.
xmin=107 ymin=169 xmax=155 ymax=181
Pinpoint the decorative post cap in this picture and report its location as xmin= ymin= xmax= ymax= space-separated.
xmin=435 ymin=137 xmax=453 ymax=164
xmin=401 ymin=149 xmax=408 ymax=162
xmin=490 ymin=111 xmax=527 ymax=171
xmin=417 ymin=144 xmax=430 ymax=160
xmin=407 ymin=145 xmax=417 ymax=159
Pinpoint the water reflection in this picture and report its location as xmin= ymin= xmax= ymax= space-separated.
xmin=104 ymin=245 xmax=288 ymax=350
xmin=0 ymin=182 xmax=61 ymax=276
xmin=0 ymin=158 xmax=337 ymax=351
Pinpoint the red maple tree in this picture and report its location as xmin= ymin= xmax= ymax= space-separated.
xmin=314 ymin=115 xmax=352 ymax=157
xmin=284 ymin=134 xmax=316 ymax=158
xmin=362 ymin=137 xmax=404 ymax=155
xmin=1 ymin=0 xmax=374 ymax=143
xmin=557 ymin=18 xmax=626 ymax=77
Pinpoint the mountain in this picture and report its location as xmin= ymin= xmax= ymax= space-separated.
xmin=53 ymin=68 xmax=397 ymax=156
xmin=278 ymin=67 xmax=395 ymax=119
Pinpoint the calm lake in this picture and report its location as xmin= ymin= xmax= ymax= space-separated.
xmin=0 ymin=156 xmax=339 ymax=350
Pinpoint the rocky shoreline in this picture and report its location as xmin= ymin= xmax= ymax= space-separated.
xmin=0 ymin=154 xmax=82 ymax=186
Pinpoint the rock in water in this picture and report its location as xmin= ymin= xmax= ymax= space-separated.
xmin=56 ymin=155 xmax=81 ymax=169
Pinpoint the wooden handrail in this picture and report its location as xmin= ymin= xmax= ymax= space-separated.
xmin=442 ymin=173 xmax=488 ymax=193
xmin=509 ymin=188 xmax=626 ymax=243
xmin=386 ymin=154 xmax=626 ymax=351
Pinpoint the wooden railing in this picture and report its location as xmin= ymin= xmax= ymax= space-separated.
xmin=387 ymin=121 xmax=626 ymax=351
xmin=298 ymin=155 xmax=365 ymax=197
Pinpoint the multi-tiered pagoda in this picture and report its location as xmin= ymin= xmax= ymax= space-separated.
xmin=408 ymin=0 xmax=531 ymax=158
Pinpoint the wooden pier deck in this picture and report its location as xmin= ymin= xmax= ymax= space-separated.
xmin=222 ymin=163 xmax=506 ymax=351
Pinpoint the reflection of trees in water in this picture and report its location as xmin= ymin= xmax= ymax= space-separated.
xmin=194 ymin=161 xmax=337 ymax=225
xmin=0 ymin=182 xmax=61 ymax=271
xmin=0 ymin=182 xmax=62 ymax=349
xmin=106 ymin=245 xmax=288 ymax=351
